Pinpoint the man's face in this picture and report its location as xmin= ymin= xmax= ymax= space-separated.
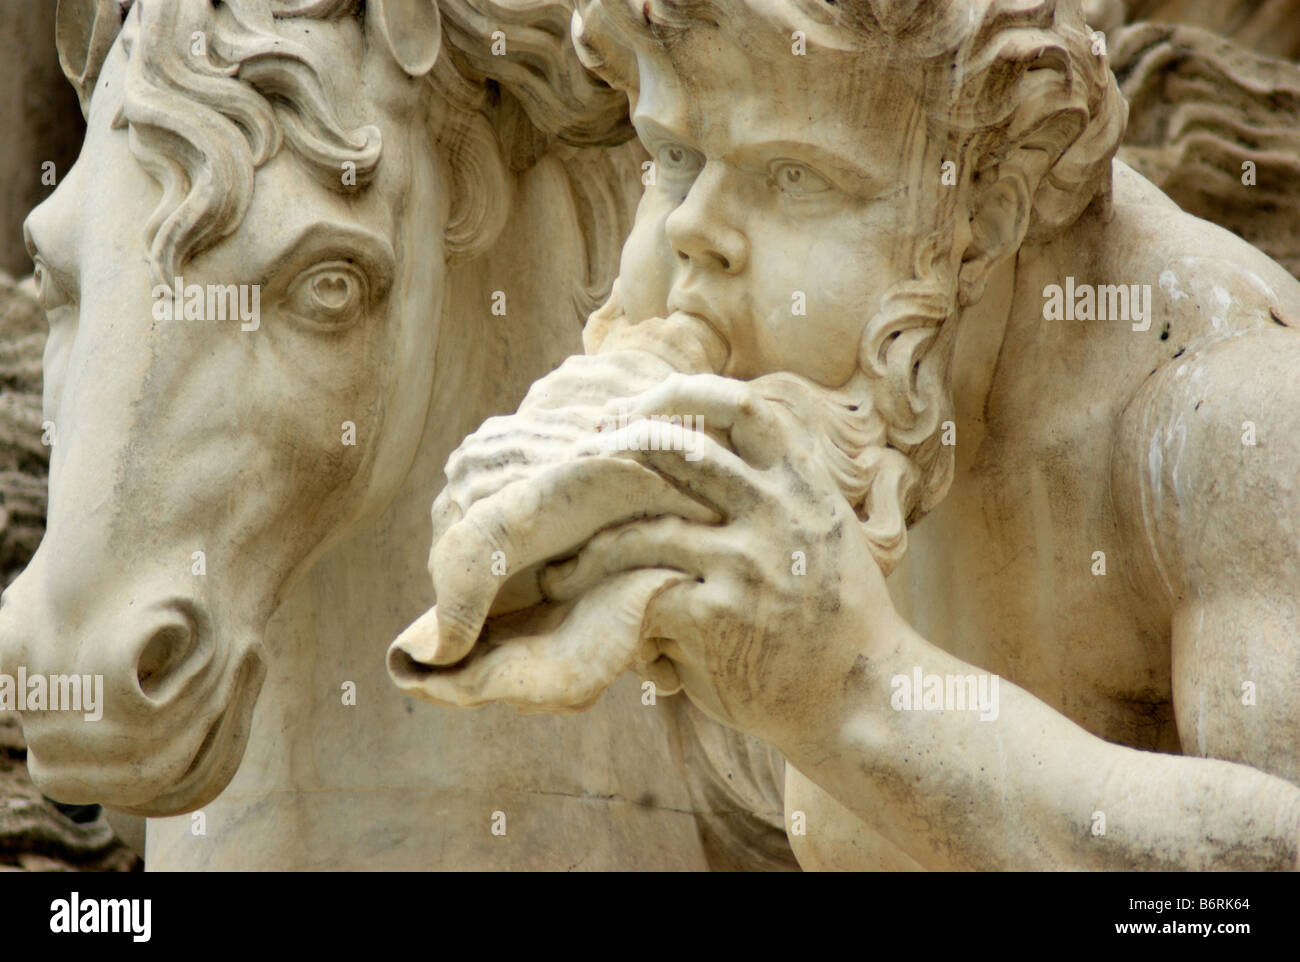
xmin=616 ymin=23 xmax=928 ymax=387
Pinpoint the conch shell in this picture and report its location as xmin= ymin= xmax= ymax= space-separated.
xmin=388 ymin=290 xmax=729 ymax=712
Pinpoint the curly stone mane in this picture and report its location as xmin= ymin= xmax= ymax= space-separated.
xmin=76 ymin=0 xmax=633 ymax=288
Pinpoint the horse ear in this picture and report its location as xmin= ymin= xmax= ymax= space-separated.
xmin=369 ymin=0 xmax=442 ymax=78
xmin=56 ymin=0 xmax=127 ymax=118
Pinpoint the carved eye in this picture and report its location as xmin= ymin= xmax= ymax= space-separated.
xmin=284 ymin=261 xmax=368 ymax=330
xmin=657 ymin=143 xmax=703 ymax=176
xmin=771 ymin=161 xmax=832 ymax=196
xmin=32 ymin=259 xmax=70 ymax=311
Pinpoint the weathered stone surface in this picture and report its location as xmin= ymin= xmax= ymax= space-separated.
xmin=0 ymin=274 xmax=47 ymax=586
xmin=0 ymin=272 xmax=138 ymax=872
xmin=6 ymin=0 xmax=1300 ymax=872
xmin=1 ymin=0 xmax=794 ymax=871
xmin=390 ymin=0 xmax=1300 ymax=870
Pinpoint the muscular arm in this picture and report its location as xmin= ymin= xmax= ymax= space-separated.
xmin=402 ymin=329 xmax=1300 ymax=869
xmin=1117 ymin=325 xmax=1300 ymax=786
xmin=778 ymin=326 xmax=1300 ymax=870
xmin=776 ymin=611 xmax=1300 ymax=870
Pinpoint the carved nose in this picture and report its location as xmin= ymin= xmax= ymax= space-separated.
xmin=0 ymin=600 xmax=208 ymax=713
xmin=670 ymin=221 xmax=748 ymax=274
xmin=133 ymin=612 xmax=205 ymax=703
xmin=665 ymin=167 xmax=749 ymax=274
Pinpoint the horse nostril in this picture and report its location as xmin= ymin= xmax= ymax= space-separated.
xmin=136 ymin=620 xmax=199 ymax=700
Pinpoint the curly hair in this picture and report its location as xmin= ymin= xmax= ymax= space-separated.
xmin=575 ymin=0 xmax=1125 ymax=242
xmin=574 ymin=0 xmax=1127 ymax=558
xmin=117 ymin=0 xmax=381 ymax=284
xmin=96 ymin=0 xmax=633 ymax=284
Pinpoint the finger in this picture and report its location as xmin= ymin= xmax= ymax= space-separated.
xmin=638 ymin=577 xmax=741 ymax=727
xmin=447 ymin=409 xmax=593 ymax=474
xmin=388 ymin=569 xmax=686 ymax=713
xmin=430 ymin=457 xmax=719 ymax=665
xmin=389 ymin=600 xmax=567 ymax=710
xmin=612 ymin=430 xmax=770 ymax=516
xmin=442 ymin=424 xmax=583 ymax=513
xmin=637 ymin=655 xmax=683 ymax=697
xmin=638 ymin=574 xmax=729 ymax=645
xmin=539 ymin=515 xmax=733 ymax=604
xmin=388 ymin=602 xmax=444 ymax=667
xmin=608 ymin=373 xmax=786 ymax=467
xmin=429 ymin=489 xmax=464 ymax=554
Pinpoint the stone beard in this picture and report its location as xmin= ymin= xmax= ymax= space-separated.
xmin=740 ymin=240 xmax=962 ymax=577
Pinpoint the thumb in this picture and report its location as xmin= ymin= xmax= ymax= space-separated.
xmin=387 ymin=568 xmax=686 ymax=713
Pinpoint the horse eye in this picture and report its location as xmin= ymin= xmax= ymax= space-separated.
xmin=284 ymin=262 xmax=368 ymax=330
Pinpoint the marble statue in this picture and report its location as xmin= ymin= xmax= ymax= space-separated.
xmin=0 ymin=0 xmax=796 ymax=871
xmin=390 ymin=0 xmax=1300 ymax=870
xmin=0 ymin=271 xmax=138 ymax=871
xmin=6 ymin=0 xmax=1300 ymax=873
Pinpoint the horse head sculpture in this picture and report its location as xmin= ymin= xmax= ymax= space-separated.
xmin=1 ymin=0 xmax=633 ymax=818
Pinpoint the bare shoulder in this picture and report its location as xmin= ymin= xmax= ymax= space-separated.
xmin=1095 ymin=163 xmax=1300 ymax=778
xmin=1110 ymin=323 xmax=1300 ymax=604
xmin=1103 ymin=161 xmax=1300 ymax=337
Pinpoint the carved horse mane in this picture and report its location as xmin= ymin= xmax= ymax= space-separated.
xmin=55 ymin=0 xmax=636 ymax=317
